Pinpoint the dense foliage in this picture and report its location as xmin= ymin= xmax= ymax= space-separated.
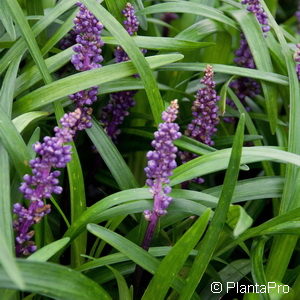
xmin=0 ymin=0 xmax=300 ymax=299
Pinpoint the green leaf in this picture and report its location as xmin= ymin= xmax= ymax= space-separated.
xmin=104 ymin=0 xmax=127 ymax=22
xmin=251 ymin=238 xmax=269 ymax=300
xmin=13 ymin=54 xmax=183 ymax=116
xmin=0 ymin=106 xmax=31 ymax=175
xmin=170 ymin=147 xmax=300 ymax=186
xmin=86 ymin=224 xmax=189 ymax=295
xmin=4 ymin=0 xmax=52 ymax=84
xmin=12 ymin=112 xmax=49 ymax=133
xmin=27 ymin=238 xmax=70 ymax=262
xmin=160 ymin=63 xmax=288 ymax=85
xmin=102 ymin=36 xmax=214 ymax=51
xmin=0 ymin=229 xmax=25 ymax=290
xmin=137 ymin=2 xmax=237 ymax=29
xmin=261 ymin=0 xmax=300 ymax=282
xmin=106 ymin=265 xmax=132 ymax=300
xmin=67 ymin=142 xmax=87 ymax=267
xmin=204 ymin=176 xmax=284 ymax=204
xmin=82 ymin=0 xmax=165 ymax=125
xmin=15 ymin=47 xmax=73 ymax=97
xmin=179 ymin=114 xmax=245 ymax=300
xmin=0 ymin=56 xmax=22 ymax=253
xmin=87 ymin=118 xmax=138 ymax=189
xmin=142 ymin=209 xmax=211 ymax=300
xmin=0 ymin=260 xmax=111 ymax=300
xmin=41 ymin=9 xmax=78 ymax=56
xmin=0 ymin=1 xmax=16 ymax=40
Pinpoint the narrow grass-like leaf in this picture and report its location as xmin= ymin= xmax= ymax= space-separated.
xmin=0 ymin=0 xmax=77 ymax=76
xmin=261 ymin=0 xmax=300 ymax=282
xmin=67 ymin=142 xmax=87 ymax=267
xmin=13 ymin=54 xmax=183 ymax=116
xmin=0 ymin=260 xmax=111 ymax=300
xmin=0 ymin=229 xmax=25 ymax=289
xmin=170 ymin=147 xmax=300 ymax=186
xmin=104 ymin=0 xmax=127 ymax=22
xmin=102 ymin=36 xmax=214 ymax=51
xmin=134 ymin=0 xmax=147 ymax=30
xmin=41 ymin=9 xmax=78 ymax=56
xmin=179 ymin=115 xmax=245 ymax=300
xmin=137 ymin=2 xmax=237 ymax=29
xmin=27 ymin=238 xmax=70 ymax=262
xmin=0 ymin=56 xmax=22 ymax=253
xmin=106 ymin=265 xmax=131 ymax=300
xmin=86 ymin=224 xmax=190 ymax=296
xmin=12 ymin=112 xmax=49 ymax=133
xmin=142 ymin=209 xmax=211 ymax=300
xmin=0 ymin=1 xmax=16 ymax=40
xmin=160 ymin=63 xmax=288 ymax=85
xmin=4 ymin=0 xmax=52 ymax=84
xmin=15 ymin=47 xmax=73 ymax=97
xmin=87 ymin=118 xmax=138 ymax=189
xmin=251 ymin=238 xmax=269 ymax=300
xmin=0 ymin=106 xmax=30 ymax=175
xmin=82 ymin=0 xmax=165 ymax=125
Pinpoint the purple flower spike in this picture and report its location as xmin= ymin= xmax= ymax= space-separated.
xmin=71 ymin=2 xmax=104 ymax=71
xmin=144 ymin=100 xmax=181 ymax=220
xmin=13 ymin=201 xmax=50 ymax=256
xmin=183 ymin=65 xmax=219 ymax=147
xmin=15 ymin=2 xmax=104 ymax=256
xmin=179 ymin=65 xmax=219 ymax=184
xmin=241 ymin=0 xmax=270 ymax=33
xmin=141 ymin=100 xmax=181 ymax=251
xmin=100 ymin=3 xmax=146 ymax=141
xmin=295 ymin=44 xmax=300 ymax=80
xmin=122 ymin=3 xmax=139 ymax=36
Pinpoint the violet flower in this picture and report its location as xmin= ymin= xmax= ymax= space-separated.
xmin=179 ymin=65 xmax=219 ymax=184
xmin=142 ymin=100 xmax=181 ymax=250
xmin=100 ymin=2 xmax=145 ymax=141
xmin=13 ymin=2 xmax=104 ymax=256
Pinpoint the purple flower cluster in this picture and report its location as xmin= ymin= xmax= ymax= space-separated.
xmin=179 ymin=65 xmax=219 ymax=184
xmin=13 ymin=3 xmax=104 ymax=256
xmin=100 ymin=3 xmax=145 ymax=141
xmin=241 ymin=0 xmax=270 ymax=33
xmin=226 ymin=0 xmax=270 ymax=121
xmin=295 ymin=44 xmax=300 ymax=80
xmin=144 ymin=100 xmax=181 ymax=221
xmin=122 ymin=3 xmax=140 ymax=36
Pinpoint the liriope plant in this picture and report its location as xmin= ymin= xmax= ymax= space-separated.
xmin=0 ymin=0 xmax=300 ymax=299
